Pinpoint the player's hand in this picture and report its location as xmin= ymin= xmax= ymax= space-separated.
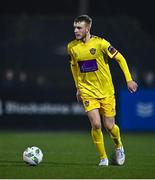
xmin=76 ymin=88 xmax=82 ymax=102
xmin=127 ymin=80 xmax=138 ymax=93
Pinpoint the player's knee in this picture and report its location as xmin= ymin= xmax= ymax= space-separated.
xmin=104 ymin=118 xmax=115 ymax=130
xmin=92 ymin=122 xmax=101 ymax=129
xmin=105 ymin=123 xmax=114 ymax=131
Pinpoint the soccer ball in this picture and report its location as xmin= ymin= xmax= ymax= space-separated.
xmin=23 ymin=146 xmax=43 ymax=166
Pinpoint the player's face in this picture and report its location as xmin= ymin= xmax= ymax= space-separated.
xmin=73 ymin=21 xmax=89 ymax=40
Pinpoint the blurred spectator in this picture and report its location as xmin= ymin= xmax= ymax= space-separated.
xmin=18 ymin=71 xmax=27 ymax=87
xmin=142 ymin=70 xmax=155 ymax=88
xmin=1 ymin=69 xmax=16 ymax=88
xmin=36 ymin=75 xmax=46 ymax=87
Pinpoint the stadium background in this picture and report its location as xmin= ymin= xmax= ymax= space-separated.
xmin=0 ymin=0 xmax=155 ymax=131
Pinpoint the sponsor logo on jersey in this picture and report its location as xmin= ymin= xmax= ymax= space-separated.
xmin=78 ymin=59 xmax=98 ymax=73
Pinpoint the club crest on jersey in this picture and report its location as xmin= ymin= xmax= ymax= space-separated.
xmin=89 ymin=48 xmax=96 ymax=55
xmin=84 ymin=100 xmax=89 ymax=107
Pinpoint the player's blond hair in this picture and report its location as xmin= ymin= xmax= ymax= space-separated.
xmin=74 ymin=15 xmax=92 ymax=28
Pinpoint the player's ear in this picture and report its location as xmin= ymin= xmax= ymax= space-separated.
xmin=86 ymin=26 xmax=90 ymax=33
xmin=87 ymin=24 xmax=91 ymax=32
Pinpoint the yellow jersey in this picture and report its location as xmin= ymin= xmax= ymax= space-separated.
xmin=67 ymin=36 xmax=132 ymax=98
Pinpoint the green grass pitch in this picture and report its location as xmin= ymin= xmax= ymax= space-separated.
xmin=0 ymin=131 xmax=155 ymax=179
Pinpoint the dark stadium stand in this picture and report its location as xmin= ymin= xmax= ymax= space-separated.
xmin=0 ymin=15 xmax=154 ymax=89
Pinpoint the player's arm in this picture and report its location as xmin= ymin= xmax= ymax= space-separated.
xmin=101 ymin=40 xmax=132 ymax=81
xmin=67 ymin=45 xmax=82 ymax=102
xmin=70 ymin=58 xmax=82 ymax=101
xmin=70 ymin=61 xmax=78 ymax=87
xmin=113 ymin=51 xmax=132 ymax=82
xmin=70 ymin=57 xmax=82 ymax=102
xmin=101 ymin=39 xmax=138 ymax=92
xmin=113 ymin=51 xmax=138 ymax=93
xmin=67 ymin=45 xmax=78 ymax=87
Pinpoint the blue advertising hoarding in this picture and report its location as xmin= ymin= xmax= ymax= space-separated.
xmin=119 ymin=89 xmax=155 ymax=131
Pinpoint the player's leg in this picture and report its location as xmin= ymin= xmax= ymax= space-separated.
xmin=87 ymin=109 xmax=108 ymax=166
xmin=103 ymin=116 xmax=125 ymax=165
xmin=103 ymin=116 xmax=123 ymax=148
xmin=82 ymin=98 xmax=108 ymax=166
xmin=100 ymin=96 xmax=125 ymax=165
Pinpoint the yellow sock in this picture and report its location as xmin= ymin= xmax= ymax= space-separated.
xmin=91 ymin=128 xmax=107 ymax=159
xmin=110 ymin=124 xmax=123 ymax=148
